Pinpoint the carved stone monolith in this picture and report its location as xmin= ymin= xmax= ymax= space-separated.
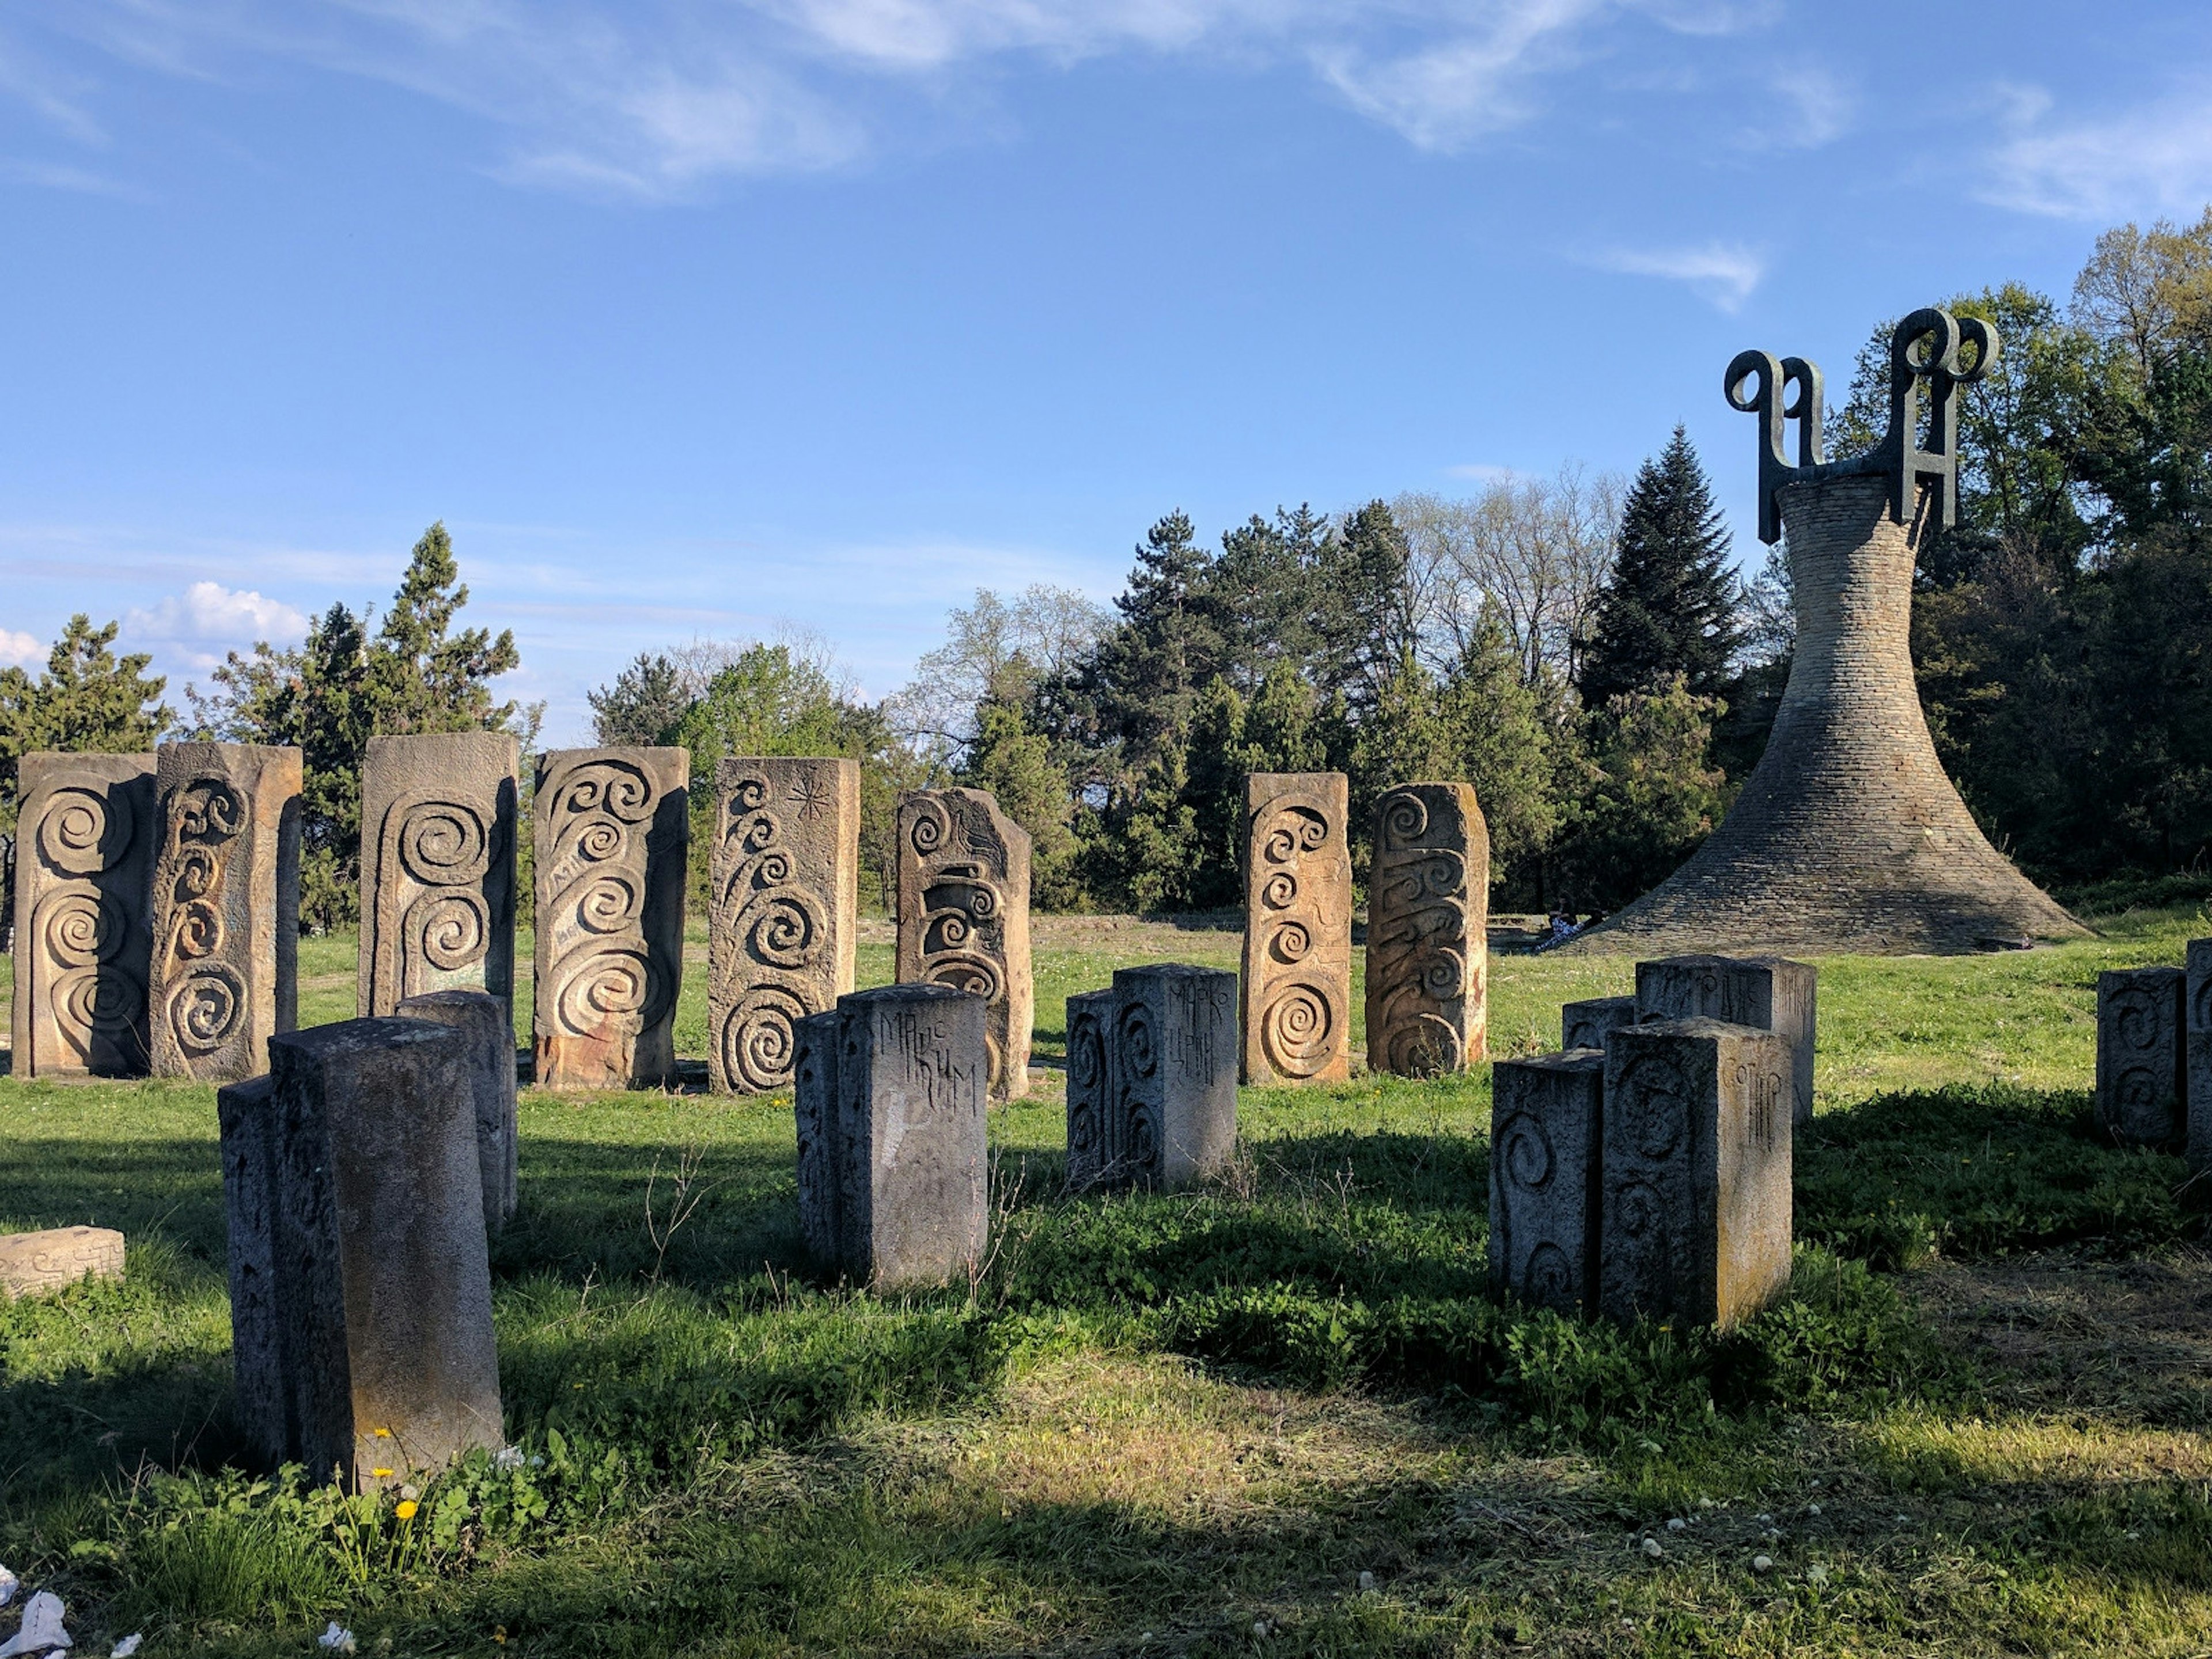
xmin=358 ymin=732 xmax=518 ymax=1019
xmin=150 ymin=743 xmax=301 ymax=1082
xmin=0 ymin=1226 xmax=126 ymax=1300
xmin=532 ymin=747 xmax=688 ymax=1092
xmin=710 ymin=757 xmax=859 ymax=1093
xmin=218 ymin=1018 xmax=503 ymax=1487
xmin=895 ymin=788 xmax=1032 ymax=1101
xmin=1113 ymin=965 xmax=1239 ymax=1190
xmin=1240 ymin=772 xmax=1351 ymax=1086
xmin=1063 ymin=988 xmax=1116 ymax=1191
xmin=1566 ymin=310 xmax=2086 ymax=956
xmin=1635 ymin=955 xmax=1818 ymax=1126
xmin=2096 ymin=967 xmax=2186 ymax=1150
xmin=396 ymin=989 xmax=518 ymax=1234
xmin=12 ymin=752 xmax=156 ymax=1078
xmin=1562 ymin=995 xmax=1639 ymax=1053
xmin=1366 ymin=782 xmax=1488 ymax=1076
xmin=2187 ymin=940 xmax=2212 ymax=1174
xmin=1597 ymin=1018 xmax=1792 ymax=1331
xmin=1489 ymin=1050 xmax=1604 ymax=1316
xmin=791 ymin=984 xmax=988 ymax=1290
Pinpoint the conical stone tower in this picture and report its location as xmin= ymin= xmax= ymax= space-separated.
xmin=1565 ymin=308 xmax=2087 ymax=956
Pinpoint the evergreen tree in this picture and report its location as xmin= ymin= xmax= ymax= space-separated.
xmin=1577 ymin=427 xmax=1742 ymax=707
xmin=959 ymin=694 xmax=1083 ymax=910
xmin=1551 ymin=676 xmax=1730 ymax=912
xmin=1437 ymin=606 xmax=1560 ymax=900
xmin=590 ymin=653 xmax=690 ymax=745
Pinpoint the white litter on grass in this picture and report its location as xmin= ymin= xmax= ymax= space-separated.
xmin=0 ymin=1570 xmax=16 ymax=1610
xmin=1807 ymin=1503 xmax=1823 ymax=1516
xmin=0 ymin=1591 xmax=71 ymax=1657
xmin=110 ymin=1637 xmax=142 ymax=1658
xmin=1357 ymin=1571 xmax=1375 ymax=1592
xmin=1666 ymin=1517 xmax=1686 ymax=1532
xmin=1752 ymin=1555 xmax=1774 ymax=1574
xmin=494 ymin=1446 xmax=525 ymax=1472
xmin=316 ymin=1626 xmax=355 ymax=1656
xmin=1640 ymin=1538 xmax=1664 ymax=1559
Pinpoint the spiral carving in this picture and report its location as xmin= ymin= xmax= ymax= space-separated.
xmin=1260 ymin=870 xmax=1298 ymax=910
xmin=2110 ymin=987 xmax=2161 ymax=1052
xmin=1382 ymin=1011 xmax=1462 ymax=1078
xmin=1523 ymin=1243 xmax=1575 ymax=1308
xmin=1260 ymin=983 xmax=1334 ymax=1078
xmin=1498 ymin=1113 xmax=1554 ymax=1190
xmin=722 ymin=985 xmax=810 ymax=1091
xmin=908 ymin=800 xmax=950 ymax=854
xmin=924 ymin=951 xmax=1005 ymax=1004
xmin=41 ymin=890 xmax=126 ymax=968
xmin=37 ymin=785 xmax=136 ymax=878
xmin=1616 ymin=1054 xmax=1688 ymax=1160
xmin=1380 ymin=792 xmax=1428 ymax=848
xmin=1116 ymin=1001 xmax=1158 ymax=1080
xmin=1366 ymin=786 xmax=1477 ymax=1079
xmin=553 ymin=943 xmax=650 ymax=1031
xmin=411 ymin=890 xmax=490 ymax=972
xmin=60 ymin=965 xmax=142 ymax=1046
xmin=169 ymin=966 xmax=243 ymax=1055
xmin=1269 ymin=919 xmax=1311 ymax=964
xmin=738 ymin=888 xmax=824 ymax=971
xmin=1261 ymin=807 xmax=1328 ymax=864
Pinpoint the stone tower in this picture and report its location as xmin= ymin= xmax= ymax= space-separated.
xmin=1566 ymin=308 xmax=2086 ymax=956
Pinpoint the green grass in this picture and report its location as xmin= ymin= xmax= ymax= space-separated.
xmin=5 ymin=906 xmax=2212 ymax=1655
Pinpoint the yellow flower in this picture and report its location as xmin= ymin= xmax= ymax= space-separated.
xmin=373 ymin=1427 xmax=393 ymax=1438
xmin=372 ymin=1468 xmax=395 ymax=1479
xmin=395 ymin=1500 xmax=419 ymax=1521
xmin=494 ymin=1628 xmax=508 ymax=1645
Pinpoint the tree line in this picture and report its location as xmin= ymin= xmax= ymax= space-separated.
xmin=8 ymin=206 xmax=2211 ymax=931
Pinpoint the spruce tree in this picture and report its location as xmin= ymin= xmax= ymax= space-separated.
xmin=1577 ymin=426 xmax=1743 ymax=707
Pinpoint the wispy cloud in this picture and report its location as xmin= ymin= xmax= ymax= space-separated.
xmin=0 ymin=627 xmax=42 ymax=669
xmin=0 ymin=157 xmax=149 ymax=198
xmin=16 ymin=0 xmax=1773 ymax=199
xmin=1763 ymin=63 xmax=1850 ymax=148
xmin=1983 ymin=80 xmax=2212 ymax=219
xmin=1586 ymin=240 xmax=1764 ymax=310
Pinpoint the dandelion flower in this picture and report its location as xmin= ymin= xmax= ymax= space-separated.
xmin=395 ymin=1501 xmax=418 ymax=1521
xmin=371 ymin=1468 xmax=394 ymax=1479
xmin=372 ymin=1428 xmax=392 ymax=1438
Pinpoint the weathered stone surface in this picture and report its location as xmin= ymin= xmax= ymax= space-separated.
xmin=1562 ymin=995 xmax=1639 ymax=1053
xmin=1063 ymin=988 xmax=1116 ymax=1191
xmin=150 ymin=743 xmax=301 ymax=1082
xmin=1564 ymin=328 xmax=2086 ymax=959
xmin=1598 ymin=1018 xmax=1793 ymax=1331
xmin=710 ymin=758 xmax=859 ymax=1093
xmin=1366 ymin=782 xmax=1488 ymax=1076
xmin=11 ymin=752 xmax=156 ymax=1078
xmin=219 ymin=1018 xmax=502 ymax=1487
xmin=2187 ymin=941 xmax=2212 ymax=1174
xmin=396 ymin=989 xmax=518 ymax=1234
xmin=358 ymin=732 xmax=518 ymax=1020
xmin=1240 ymin=772 xmax=1351 ymax=1086
xmin=0 ymin=1226 xmax=126 ymax=1300
xmin=533 ymin=748 xmax=688 ymax=1092
xmin=1488 ymin=1051 xmax=1603 ymax=1316
xmin=895 ymin=788 xmax=1033 ymax=1101
xmin=792 ymin=984 xmax=988 ymax=1290
xmin=1113 ymin=964 xmax=1239 ymax=1190
xmin=1635 ymin=955 xmax=1818 ymax=1127
xmin=2097 ymin=967 xmax=2186 ymax=1149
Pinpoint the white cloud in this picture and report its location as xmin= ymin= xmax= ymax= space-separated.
xmin=23 ymin=0 xmax=1771 ymax=197
xmin=1764 ymin=63 xmax=1850 ymax=148
xmin=1586 ymin=240 xmax=1763 ymax=311
xmin=0 ymin=626 xmax=43 ymax=669
xmin=1983 ymin=81 xmax=2212 ymax=219
xmin=126 ymin=581 xmax=311 ymax=646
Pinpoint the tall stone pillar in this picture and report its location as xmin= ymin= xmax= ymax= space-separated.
xmin=1240 ymin=772 xmax=1351 ymax=1085
xmin=396 ymin=988 xmax=518 ymax=1234
xmin=357 ymin=732 xmax=518 ymax=1019
xmin=1489 ymin=1050 xmax=1604 ymax=1315
xmin=150 ymin=743 xmax=301 ymax=1082
xmin=710 ymin=757 xmax=859 ymax=1093
xmin=218 ymin=1017 xmax=503 ymax=1486
xmin=1366 ymin=782 xmax=1488 ymax=1075
xmin=12 ymin=753 xmax=156 ymax=1078
xmin=895 ymin=787 xmax=1033 ymax=1101
xmin=2187 ymin=940 xmax=2212 ymax=1174
xmin=1063 ymin=988 xmax=1116 ymax=1191
xmin=1567 ymin=309 xmax=2086 ymax=956
xmin=532 ymin=747 xmax=688 ymax=1092
xmin=792 ymin=984 xmax=989 ymax=1290
xmin=2096 ymin=967 xmax=2186 ymax=1149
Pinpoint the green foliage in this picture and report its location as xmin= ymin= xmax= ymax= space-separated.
xmin=188 ymin=524 xmax=521 ymax=931
xmin=1576 ymin=426 xmax=1741 ymax=709
xmin=587 ymin=652 xmax=689 ymax=747
xmin=958 ymin=696 xmax=1084 ymax=909
xmin=1550 ymin=676 xmax=1730 ymax=912
xmin=0 ymin=616 xmax=172 ymax=832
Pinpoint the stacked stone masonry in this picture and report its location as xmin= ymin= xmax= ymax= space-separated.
xmin=894 ymin=788 xmax=1033 ymax=1102
xmin=12 ymin=752 xmax=157 ymax=1078
xmin=151 ymin=743 xmax=302 ymax=1084
xmin=358 ymin=732 xmax=519 ymax=1020
xmin=1366 ymin=782 xmax=1488 ymax=1077
xmin=711 ymin=757 xmax=859 ymax=1094
xmin=532 ymin=747 xmax=689 ymax=1092
xmin=1240 ymin=772 xmax=1352 ymax=1086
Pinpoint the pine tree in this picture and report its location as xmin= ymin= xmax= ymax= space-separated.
xmin=1438 ymin=606 xmax=1559 ymax=897
xmin=959 ymin=695 xmax=1082 ymax=909
xmin=589 ymin=653 xmax=689 ymax=745
xmin=0 ymin=613 xmax=173 ymax=827
xmin=1577 ymin=426 xmax=1743 ymax=707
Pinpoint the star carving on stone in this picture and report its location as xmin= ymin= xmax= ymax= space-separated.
xmin=790 ymin=774 xmax=830 ymax=823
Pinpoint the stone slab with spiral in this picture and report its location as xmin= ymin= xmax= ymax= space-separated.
xmin=1239 ymin=771 xmax=1351 ymax=1086
xmin=1488 ymin=1049 xmax=1603 ymax=1316
xmin=1063 ymin=964 xmax=1237 ymax=1192
xmin=1597 ymin=1018 xmax=1792 ymax=1332
xmin=895 ymin=787 xmax=1033 ymax=1102
xmin=533 ymin=746 xmax=689 ymax=1092
xmin=1365 ymin=782 xmax=1487 ymax=1077
xmin=357 ymin=732 xmax=519 ymax=1020
xmin=710 ymin=757 xmax=858 ymax=1094
xmin=2097 ymin=966 xmax=2186 ymax=1150
xmin=1634 ymin=954 xmax=1817 ymax=1127
xmin=150 ymin=742 xmax=301 ymax=1084
xmin=10 ymin=751 xmax=157 ymax=1079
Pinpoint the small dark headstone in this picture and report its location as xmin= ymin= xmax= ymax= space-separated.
xmin=1562 ymin=995 xmax=1639 ymax=1053
xmin=2097 ymin=966 xmax=2186 ymax=1149
xmin=2188 ymin=941 xmax=2212 ymax=1174
xmin=1114 ymin=964 xmax=1238 ymax=1189
xmin=396 ymin=988 xmax=518 ymax=1234
xmin=1488 ymin=1050 xmax=1604 ymax=1315
xmin=1063 ymin=988 xmax=1116 ymax=1191
xmin=1636 ymin=955 xmax=1817 ymax=1126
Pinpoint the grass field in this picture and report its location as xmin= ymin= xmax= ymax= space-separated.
xmin=3 ymin=906 xmax=2211 ymax=1656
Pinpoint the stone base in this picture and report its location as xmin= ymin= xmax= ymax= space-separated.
xmin=0 ymin=1226 xmax=126 ymax=1300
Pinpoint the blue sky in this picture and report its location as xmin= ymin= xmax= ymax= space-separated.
xmin=2 ymin=1 xmax=2208 ymax=740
